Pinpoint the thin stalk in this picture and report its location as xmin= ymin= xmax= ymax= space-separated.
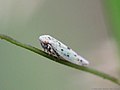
xmin=0 ymin=34 xmax=120 ymax=85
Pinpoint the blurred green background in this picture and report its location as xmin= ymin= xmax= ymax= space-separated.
xmin=0 ymin=0 xmax=120 ymax=90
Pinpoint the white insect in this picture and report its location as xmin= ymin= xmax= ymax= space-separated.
xmin=39 ymin=35 xmax=89 ymax=66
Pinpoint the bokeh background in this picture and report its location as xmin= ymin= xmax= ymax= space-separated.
xmin=0 ymin=0 xmax=120 ymax=90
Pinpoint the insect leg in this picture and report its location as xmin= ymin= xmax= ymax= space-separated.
xmin=49 ymin=44 xmax=60 ymax=57
xmin=40 ymin=42 xmax=49 ymax=52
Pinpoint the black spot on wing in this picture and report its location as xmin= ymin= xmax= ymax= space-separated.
xmin=48 ymin=37 xmax=51 ymax=40
xmin=80 ymin=59 xmax=83 ymax=62
xmin=77 ymin=58 xmax=79 ymax=61
xmin=61 ymin=49 xmax=64 ymax=51
xmin=58 ymin=42 xmax=61 ymax=47
xmin=64 ymin=53 xmax=66 ymax=56
xmin=67 ymin=47 xmax=71 ymax=50
xmin=67 ymin=55 xmax=69 ymax=57
xmin=77 ymin=58 xmax=83 ymax=62
xmin=74 ymin=54 xmax=77 ymax=57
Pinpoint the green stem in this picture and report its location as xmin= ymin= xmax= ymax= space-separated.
xmin=0 ymin=34 xmax=120 ymax=85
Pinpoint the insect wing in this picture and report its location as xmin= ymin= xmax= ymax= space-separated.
xmin=39 ymin=35 xmax=89 ymax=66
xmin=50 ymin=41 xmax=80 ymax=65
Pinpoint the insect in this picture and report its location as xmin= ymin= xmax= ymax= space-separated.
xmin=39 ymin=35 xmax=89 ymax=66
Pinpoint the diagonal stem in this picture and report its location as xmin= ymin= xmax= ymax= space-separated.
xmin=0 ymin=34 xmax=120 ymax=85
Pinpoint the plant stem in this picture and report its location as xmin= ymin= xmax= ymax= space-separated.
xmin=0 ymin=34 xmax=120 ymax=85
